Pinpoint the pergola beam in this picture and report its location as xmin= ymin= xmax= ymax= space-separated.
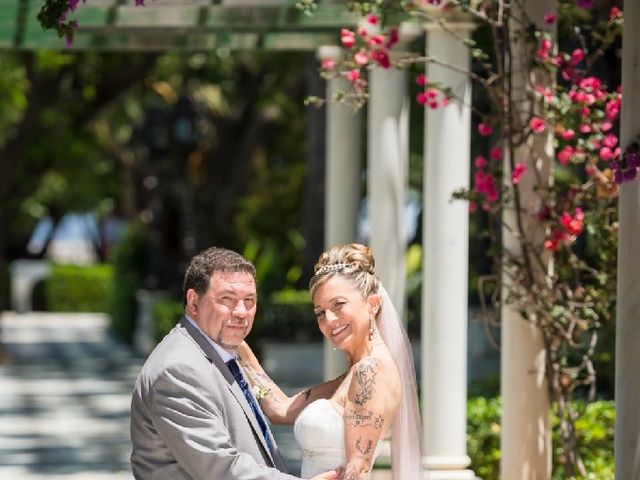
xmin=0 ymin=1 xmax=359 ymax=51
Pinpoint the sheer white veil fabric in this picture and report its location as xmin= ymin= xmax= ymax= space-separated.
xmin=377 ymin=285 xmax=424 ymax=480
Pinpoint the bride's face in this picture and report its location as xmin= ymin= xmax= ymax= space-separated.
xmin=312 ymin=276 xmax=372 ymax=352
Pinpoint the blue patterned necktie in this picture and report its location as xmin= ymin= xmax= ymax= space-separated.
xmin=226 ymin=358 xmax=272 ymax=453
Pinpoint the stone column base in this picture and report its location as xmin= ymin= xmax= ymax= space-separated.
xmin=426 ymin=470 xmax=478 ymax=480
xmin=424 ymin=455 xmax=478 ymax=480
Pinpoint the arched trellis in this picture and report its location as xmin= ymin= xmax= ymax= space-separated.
xmin=3 ymin=1 xmax=640 ymax=479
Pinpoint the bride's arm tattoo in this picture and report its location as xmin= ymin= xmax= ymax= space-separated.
xmin=345 ymin=407 xmax=385 ymax=429
xmin=302 ymin=388 xmax=312 ymax=400
xmin=353 ymin=358 xmax=380 ymax=406
xmin=344 ymin=464 xmax=368 ymax=480
xmin=355 ymin=438 xmax=372 ymax=456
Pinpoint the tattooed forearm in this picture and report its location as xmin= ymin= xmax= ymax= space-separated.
xmin=344 ymin=464 xmax=368 ymax=480
xmin=355 ymin=438 xmax=373 ymax=456
xmin=353 ymin=359 xmax=380 ymax=406
xmin=345 ymin=407 xmax=385 ymax=429
xmin=302 ymin=388 xmax=312 ymax=400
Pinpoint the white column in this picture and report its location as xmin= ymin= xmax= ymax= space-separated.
xmin=319 ymin=46 xmax=363 ymax=379
xmin=501 ymin=2 xmax=554 ymax=479
xmin=615 ymin=1 xmax=640 ymax=477
xmin=368 ymin=23 xmax=421 ymax=319
xmin=422 ymin=22 xmax=476 ymax=480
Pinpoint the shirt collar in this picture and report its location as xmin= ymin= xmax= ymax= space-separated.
xmin=184 ymin=315 xmax=236 ymax=363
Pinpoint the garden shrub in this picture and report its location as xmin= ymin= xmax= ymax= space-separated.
xmin=153 ymin=298 xmax=183 ymax=343
xmin=107 ymin=223 xmax=149 ymax=343
xmin=45 ymin=263 xmax=113 ymax=312
xmin=252 ymin=289 xmax=319 ymax=342
xmin=466 ymin=397 xmax=614 ymax=480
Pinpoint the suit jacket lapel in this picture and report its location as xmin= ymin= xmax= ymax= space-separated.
xmin=178 ymin=318 xmax=277 ymax=466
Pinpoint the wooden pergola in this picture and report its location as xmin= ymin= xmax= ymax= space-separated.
xmin=1 ymin=0 xmax=358 ymax=51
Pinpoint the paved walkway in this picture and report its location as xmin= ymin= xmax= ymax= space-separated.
xmin=0 ymin=312 xmax=307 ymax=479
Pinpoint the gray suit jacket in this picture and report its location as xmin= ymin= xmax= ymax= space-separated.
xmin=131 ymin=317 xmax=299 ymax=480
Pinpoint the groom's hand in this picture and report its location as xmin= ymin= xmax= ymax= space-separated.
xmin=310 ymin=467 xmax=342 ymax=480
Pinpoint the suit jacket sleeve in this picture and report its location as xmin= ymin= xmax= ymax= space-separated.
xmin=150 ymin=363 xmax=299 ymax=480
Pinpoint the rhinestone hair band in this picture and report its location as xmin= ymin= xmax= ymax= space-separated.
xmin=314 ymin=262 xmax=353 ymax=275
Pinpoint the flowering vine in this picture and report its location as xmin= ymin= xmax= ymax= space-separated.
xmin=308 ymin=0 xmax=625 ymax=477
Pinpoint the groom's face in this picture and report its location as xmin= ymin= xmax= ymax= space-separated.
xmin=187 ymin=270 xmax=257 ymax=350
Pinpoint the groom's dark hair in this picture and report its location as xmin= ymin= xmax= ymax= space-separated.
xmin=182 ymin=247 xmax=256 ymax=306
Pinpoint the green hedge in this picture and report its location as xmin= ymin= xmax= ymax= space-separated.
xmin=153 ymin=298 xmax=183 ymax=343
xmin=252 ymin=289 xmax=319 ymax=342
xmin=107 ymin=223 xmax=149 ymax=343
xmin=45 ymin=263 xmax=113 ymax=312
xmin=467 ymin=397 xmax=614 ymax=480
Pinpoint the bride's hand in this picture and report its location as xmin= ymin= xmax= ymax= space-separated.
xmin=310 ymin=467 xmax=342 ymax=480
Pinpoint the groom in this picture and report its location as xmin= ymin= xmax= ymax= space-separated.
xmin=130 ymin=247 xmax=339 ymax=480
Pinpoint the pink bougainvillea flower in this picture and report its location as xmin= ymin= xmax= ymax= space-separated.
xmin=478 ymin=123 xmax=493 ymax=136
xmin=415 ymin=73 xmax=427 ymax=86
xmin=561 ymin=129 xmax=575 ymax=141
xmin=367 ymin=34 xmax=385 ymax=47
xmin=585 ymin=164 xmax=596 ymax=176
xmin=346 ymin=69 xmax=360 ymax=82
xmin=605 ymin=98 xmax=621 ymax=120
xmin=341 ymin=29 xmax=355 ymax=48
xmin=609 ymin=7 xmax=622 ymax=20
xmin=416 ymin=92 xmax=428 ymax=105
xmin=475 ymin=156 xmax=488 ymax=168
xmin=557 ymin=146 xmax=574 ymax=165
xmin=386 ymin=28 xmax=399 ymax=48
xmin=569 ymin=48 xmax=585 ymax=66
xmin=357 ymin=26 xmax=368 ymax=37
xmin=354 ymin=50 xmax=369 ymax=66
xmin=536 ymin=38 xmax=552 ymax=61
xmin=579 ymin=123 xmax=592 ymax=134
xmin=441 ymin=97 xmax=450 ymax=107
xmin=535 ymin=85 xmax=554 ymax=102
xmin=371 ymin=49 xmax=390 ymax=69
xmin=511 ymin=163 xmax=528 ymax=184
xmin=603 ymin=134 xmax=618 ymax=148
xmin=599 ymin=147 xmax=616 ymax=161
xmin=366 ymin=14 xmax=378 ymax=25
xmin=490 ymin=146 xmax=502 ymax=161
xmin=428 ymin=101 xmax=439 ymax=109
xmin=425 ymin=88 xmax=439 ymax=99
xmin=543 ymin=12 xmax=556 ymax=24
xmin=560 ymin=208 xmax=584 ymax=236
xmin=530 ymin=117 xmax=546 ymax=133
xmin=576 ymin=0 xmax=593 ymax=9
xmin=69 ymin=0 xmax=81 ymax=11
xmin=561 ymin=68 xmax=575 ymax=81
xmin=320 ymin=59 xmax=335 ymax=70
xmin=600 ymin=121 xmax=613 ymax=132
xmin=469 ymin=202 xmax=478 ymax=213
xmin=544 ymin=238 xmax=560 ymax=252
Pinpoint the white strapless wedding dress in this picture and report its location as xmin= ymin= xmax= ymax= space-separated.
xmin=293 ymin=398 xmax=381 ymax=479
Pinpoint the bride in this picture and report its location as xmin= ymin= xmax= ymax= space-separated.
xmin=237 ymin=243 xmax=423 ymax=480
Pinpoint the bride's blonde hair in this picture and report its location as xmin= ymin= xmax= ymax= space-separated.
xmin=309 ymin=244 xmax=380 ymax=317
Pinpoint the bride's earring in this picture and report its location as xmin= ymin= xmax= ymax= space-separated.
xmin=369 ymin=316 xmax=375 ymax=340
